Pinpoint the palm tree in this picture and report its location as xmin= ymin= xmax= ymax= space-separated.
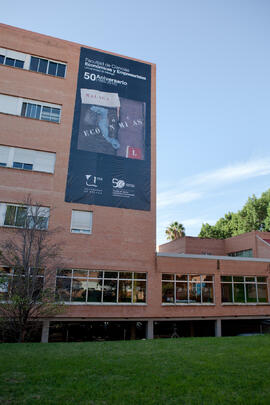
xmin=165 ymin=221 xmax=186 ymax=240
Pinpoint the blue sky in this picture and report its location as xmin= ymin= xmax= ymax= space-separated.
xmin=2 ymin=0 xmax=270 ymax=246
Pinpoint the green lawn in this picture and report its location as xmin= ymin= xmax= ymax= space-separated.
xmin=1 ymin=335 xmax=270 ymax=405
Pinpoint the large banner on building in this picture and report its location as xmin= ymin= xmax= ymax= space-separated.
xmin=65 ymin=47 xmax=151 ymax=211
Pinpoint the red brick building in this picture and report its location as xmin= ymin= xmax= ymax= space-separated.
xmin=0 ymin=24 xmax=269 ymax=342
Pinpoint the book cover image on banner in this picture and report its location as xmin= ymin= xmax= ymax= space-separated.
xmin=65 ymin=47 xmax=151 ymax=211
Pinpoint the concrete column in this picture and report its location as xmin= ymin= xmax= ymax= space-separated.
xmin=146 ymin=320 xmax=154 ymax=339
xmin=41 ymin=320 xmax=50 ymax=343
xmin=215 ymin=319 xmax=222 ymax=337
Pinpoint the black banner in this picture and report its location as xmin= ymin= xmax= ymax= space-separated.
xmin=65 ymin=47 xmax=151 ymax=211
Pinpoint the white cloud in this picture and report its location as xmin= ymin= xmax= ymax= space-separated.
xmin=157 ymin=190 xmax=202 ymax=208
xmin=157 ymin=157 xmax=270 ymax=209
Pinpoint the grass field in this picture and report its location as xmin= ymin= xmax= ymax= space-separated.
xmin=1 ymin=335 xmax=270 ymax=405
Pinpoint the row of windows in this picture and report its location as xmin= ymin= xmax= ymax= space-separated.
xmin=0 ymin=267 xmax=44 ymax=301
xmin=0 ymin=203 xmax=92 ymax=234
xmin=0 ymin=47 xmax=66 ymax=78
xmin=0 ymin=145 xmax=56 ymax=173
xmin=0 ymin=94 xmax=61 ymax=123
xmin=56 ymin=270 xmax=147 ymax=304
xmin=162 ymin=273 xmax=268 ymax=305
xmin=221 ymin=276 xmax=267 ymax=303
xmin=162 ymin=274 xmax=214 ymax=304
xmin=1 ymin=269 xmax=268 ymax=306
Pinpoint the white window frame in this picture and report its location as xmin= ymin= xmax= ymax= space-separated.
xmin=0 ymin=94 xmax=61 ymax=123
xmin=70 ymin=210 xmax=93 ymax=234
xmin=0 ymin=203 xmax=50 ymax=229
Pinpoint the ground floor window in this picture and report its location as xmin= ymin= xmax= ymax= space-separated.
xmin=162 ymin=274 xmax=214 ymax=304
xmin=221 ymin=276 xmax=268 ymax=303
xmin=55 ymin=270 xmax=147 ymax=304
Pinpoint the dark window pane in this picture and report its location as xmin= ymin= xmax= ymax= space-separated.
xmin=103 ymin=280 xmax=117 ymax=302
xmin=176 ymin=282 xmax=188 ymax=303
xmin=0 ymin=275 xmax=12 ymax=300
xmin=246 ymin=284 xmax=257 ymax=303
xmin=23 ymin=163 xmax=33 ymax=171
xmin=21 ymin=102 xmax=27 ymax=117
xmin=119 ymin=272 xmax=132 ymax=279
xmin=234 ymin=276 xmax=244 ymax=282
xmin=258 ymin=284 xmax=268 ymax=302
xmin=221 ymin=283 xmax=233 ymax=302
xmin=202 ymin=283 xmax=214 ymax=303
xmin=0 ymin=162 xmax=7 ymax=167
xmin=13 ymin=162 xmax=23 ymax=169
xmin=257 ymin=277 xmax=267 ymax=283
xmin=5 ymin=57 xmax=15 ymax=67
xmin=15 ymin=207 xmax=27 ymax=227
xmin=4 ymin=205 xmax=16 ymax=226
xmin=133 ymin=280 xmax=146 ymax=303
xmin=87 ymin=279 xmax=102 ymax=302
xmin=30 ymin=56 xmax=39 ymax=71
xmin=221 ymin=276 xmax=232 ymax=282
xmin=15 ymin=60 xmax=24 ymax=68
xmin=118 ymin=280 xmax=132 ymax=302
xmin=234 ymin=284 xmax=245 ymax=302
xmin=134 ymin=272 xmax=147 ymax=280
xmin=162 ymin=274 xmax=174 ymax=281
xmin=104 ymin=272 xmax=118 ymax=279
xmin=57 ymin=63 xmax=66 ymax=77
xmin=55 ymin=277 xmax=71 ymax=301
xmin=246 ymin=277 xmax=255 ymax=282
xmin=38 ymin=58 xmax=48 ymax=73
xmin=189 ymin=283 xmax=201 ymax=303
xmin=71 ymin=278 xmax=87 ymax=302
xmin=176 ymin=275 xmax=187 ymax=281
xmin=162 ymin=282 xmax=174 ymax=303
xmin=48 ymin=61 xmax=57 ymax=76
xmin=0 ymin=55 xmax=4 ymax=64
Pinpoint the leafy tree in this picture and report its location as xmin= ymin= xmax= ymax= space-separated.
xmin=0 ymin=197 xmax=63 ymax=343
xmin=198 ymin=189 xmax=270 ymax=239
xmin=165 ymin=222 xmax=185 ymax=240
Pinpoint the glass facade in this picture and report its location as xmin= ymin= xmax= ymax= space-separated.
xmin=56 ymin=270 xmax=147 ymax=304
xmin=30 ymin=56 xmax=66 ymax=78
xmin=162 ymin=274 xmax=214 ymax=304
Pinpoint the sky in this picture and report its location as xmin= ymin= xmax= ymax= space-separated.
xmin=2 ymin=0 xmax=270 ymax=246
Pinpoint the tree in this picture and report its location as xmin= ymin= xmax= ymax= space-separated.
xmin=198 ymin=189 xmax=270 ymax=239
xmin=165 ymin=222 xmax=185 ymax=240
xmin=0 ymin=197 xmax=63 ymax=342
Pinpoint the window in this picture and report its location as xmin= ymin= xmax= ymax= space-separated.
xmin=0 ymin=51 xmax=24 ymax=69
xmin=30 ymin=56 xmax=66 ymax=78
xmin=0 ymin=94 xmax=61 ymax=123
xmin=162 ymin=274 xmax=214 ymax=304
xmin=71 ymin=211 xmax=92 ymax=234
xmin=55 ymin=270 xmax=147 ymax=304
xmin=0 ymin=203 xmax=50 ymax=229
xmin=0 ymin=267 xmax=44 ymax=301
xmin=21 ymin=102 xmax=61 ymax=123
xmin=0 ymin=145 xmax=56 ymax=173
xmin=228 ymin=249 xmax=253 ymax=257
xmin=0 ymin=47 xmax=67 ymax=78
xmin=221 ymin=276 xmax=268 ymax=304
